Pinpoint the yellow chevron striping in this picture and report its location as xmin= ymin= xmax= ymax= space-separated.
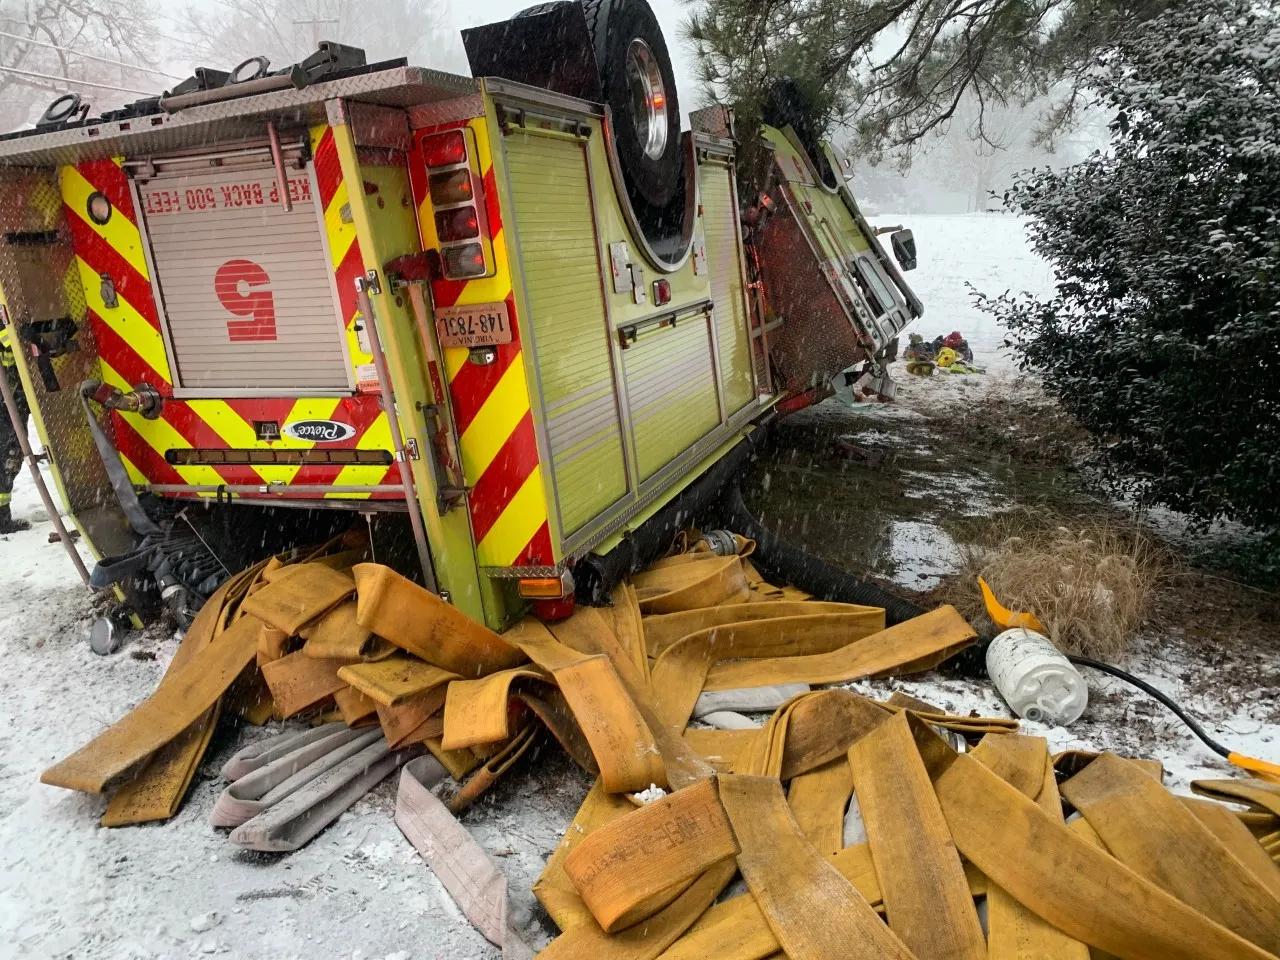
xmin=328 ymin=412 xmax=392 ymax=499
xmin=454 ymin=225 xmax=512 ymax=307
xmin=471 ymin=114 xmax=494 ymax=170
xmin=119 ymin=451 xmax=146 ymax=487
xmin=476 ymin=466 xmax=547 ymax=567
xmin=443 ymin=344 xmax=469 ymax=384
xmin=416 ymin=117 xmax=548 ymax=566
xmin=458 ymin=356 xmax=529 ymax=483
xmin=439 ymin=231 xmax=513 ymax=388
xmin=187 ymin=398 xmax=346 ymax=487
xmin=444 ymin=343 xmax=470 ymax=384
xmin=317 ymin=150 xmax=367 ymax=375
xmin=99 ymin=361 xmax=223 ymax=490
xmin=323 ymin=179 xmax=358 ymax=268
xmin=280 ymin=398 xmax=343 ymax=435
xmin=184 ymin=401 xmax=283 ymax=485
xmin=76 ymin=257 xmax=172 ymax=383
xmin=424 ymin=118 xmax=515 ymax=383
xmin=59 ymin=166 xmax=151 ymax=280
xmin=342 ymin=308 xmax=368 ymax=372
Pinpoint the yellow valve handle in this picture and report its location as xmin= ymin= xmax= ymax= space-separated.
xmin=979 ymin=577 xmax=1280 ymax=786
xmin=978 ymin=577 xmax=1047 ymax=633
xmin=1227 ymin=752 xmax=1280 ymax=785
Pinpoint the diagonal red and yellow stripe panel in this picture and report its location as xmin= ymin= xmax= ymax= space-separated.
xmin=410 ymin=118 xmax=552 ymax=568
xmin=59 ymin=151 xmax=398 ymax=499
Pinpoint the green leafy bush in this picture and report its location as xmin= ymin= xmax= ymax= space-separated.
xmin=979 ymin=0 xmax=1280 ymax=531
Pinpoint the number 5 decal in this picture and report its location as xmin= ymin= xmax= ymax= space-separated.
xmin=214 ymin=259 xmax=277 ymax=342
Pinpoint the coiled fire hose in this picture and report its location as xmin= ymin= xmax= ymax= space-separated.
xmin=732 ymin=483 xmax=1279 ymax=782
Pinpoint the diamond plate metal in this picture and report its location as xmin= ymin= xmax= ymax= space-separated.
xmin=482 ymin=563 xmax=565 ymax=579
xmin=0 ymin=169 xmax=132 ymax=557
xmin=0 ymin=67 xmax=479 ymax=169
xmin=756 ymin=193 xmax=871 ymax=393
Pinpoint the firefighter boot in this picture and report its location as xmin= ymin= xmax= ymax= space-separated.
xmin=0 ymin=493 xmax=29 ymax=534
xmin=0 ymin=434 xmax=27 ymax=532
xmin=0 ymin=381 xmax=28 ymax=533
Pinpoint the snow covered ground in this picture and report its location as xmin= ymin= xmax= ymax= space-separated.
xmin=0 ymin=468 xmax=529 ymax=959
xmin=840 ymin=217 xmax=1279 ymax=793
xmin=1 ymin=214 xmax=1275 ymax=958
xmin=875 ymin=212 xmax=1056 ymax=370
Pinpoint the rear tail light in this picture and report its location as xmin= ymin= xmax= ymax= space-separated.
xmin=442 ymin=243 xmax=487 ymax=279
xmin=429 ymin=168 xmax=473 ymax=205
xmin=519 ymin=569 xmax=575 ymax=599
xmin=435 ymin=207 xmax=479 ymax=243
xmin=525 ymin=567 xmax=578 ymax=621
xmin=418 ymin=128 xmax=494 ymax=281
xmin=422 ymin=131 xmax=466 ymax=168
xmin=532 ymin=596 xmax=576 ymax=622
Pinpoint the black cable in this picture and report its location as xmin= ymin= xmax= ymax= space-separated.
xmin=1066 ymin=655 xmax=1230 ymax=759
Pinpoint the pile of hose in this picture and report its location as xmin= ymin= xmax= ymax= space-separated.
xmin=721 ymin=481 xmax=1279 ymax=778
xmin=574 ymin=433 xmax=766 ymax=604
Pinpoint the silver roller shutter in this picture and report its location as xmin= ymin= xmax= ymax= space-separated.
xmin=504 ymin=129 xmax=628 ymax=537
xmin=701 ymin=161 xmax=755 ymax=415
xmin=137 ymin=159 xmax=353 ymax=395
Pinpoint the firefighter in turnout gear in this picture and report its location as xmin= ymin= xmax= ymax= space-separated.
xmin=0 ymin=317 xmax=29 ymax=533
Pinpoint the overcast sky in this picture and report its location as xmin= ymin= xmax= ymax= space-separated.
xmin=153 ymin=0 xmax=704 ymax=123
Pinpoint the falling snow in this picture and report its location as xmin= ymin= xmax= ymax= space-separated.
xmin=0 ymin=215 xmax=1275 ymax=958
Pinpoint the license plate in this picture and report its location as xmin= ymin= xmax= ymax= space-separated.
xmin=435 ymin=301 xmax=512 ymax=349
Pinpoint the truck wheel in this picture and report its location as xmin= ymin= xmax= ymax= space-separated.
xmin=513 ymin=2 xmax=570 ymax=16
xmin=580 ymin=0 xmax=682 ymax=208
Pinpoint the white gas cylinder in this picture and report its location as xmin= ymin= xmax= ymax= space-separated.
xmin=985 ymin=627 xmax=1088 ymax=725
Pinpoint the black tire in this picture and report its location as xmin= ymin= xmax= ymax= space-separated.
xmin=581 ymin=0 xmax=682 ymax=207
xmin=514 ymin=1 xmax=571 ymax=16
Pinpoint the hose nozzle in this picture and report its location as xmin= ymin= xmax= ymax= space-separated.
xmin=80 ymin=380 xmax=161 ymax=419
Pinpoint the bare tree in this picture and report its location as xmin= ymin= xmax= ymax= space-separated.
xmin=174 ymin=0 xmax=467 ymax=77
xmin=915 ymin=94 xmax=1043 ymax=211
xmin=0 ymin=0 xmax=165 ymax=132
xmin=842 ymin=91 xmax=1109 ymax=213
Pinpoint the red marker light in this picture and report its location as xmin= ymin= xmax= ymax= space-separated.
xmin=422 ymin=131 xmax=467 ymax=168
xmin=435 ymin=207 xmax=479 ymax=242
xmin=429 ymin=168 xmax=473 ymax=206
xmin=442 ymin=243 xmax=487 ymax=279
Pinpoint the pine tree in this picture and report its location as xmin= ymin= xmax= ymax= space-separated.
xmin=682 ymin=0 xmax=1170 ymax=162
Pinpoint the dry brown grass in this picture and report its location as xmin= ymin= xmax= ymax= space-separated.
xmin=940 ymin=512 xmax=1171 ymax=659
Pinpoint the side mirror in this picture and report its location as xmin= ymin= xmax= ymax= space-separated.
xmin=890 ymin=229 xmax=917 ymax=271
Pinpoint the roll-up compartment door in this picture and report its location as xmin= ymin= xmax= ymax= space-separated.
xmin=699 ymin=160 xmax=755 ymax=414
xmin=136 ymin=157 xmax=353 ymax=395
xmin=623 ymin=315 xmax=720 ymax=481
xmin=503 ymin=129 xmax=628 ymax=538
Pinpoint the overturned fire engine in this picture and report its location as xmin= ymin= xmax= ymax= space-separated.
xmin=0 ymin=0 xmax=920 ymax=629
